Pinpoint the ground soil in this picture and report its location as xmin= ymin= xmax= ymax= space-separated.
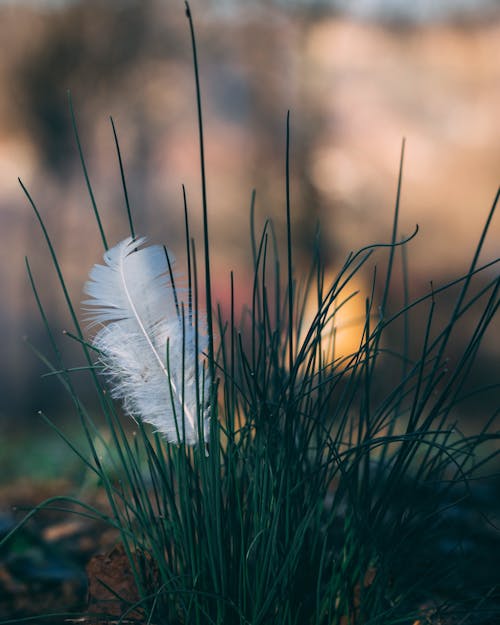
xmin=0 ymin=479 xmax=124 ymax=624
xmin=1 ymin=477 xmax=499 ymax=624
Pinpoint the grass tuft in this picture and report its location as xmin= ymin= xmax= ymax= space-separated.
xmin=2 ymin=6 xmax=499 ymax=625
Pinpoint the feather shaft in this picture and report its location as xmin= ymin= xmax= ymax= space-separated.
xmin=117 ymin=246 xmax=196 ymax=434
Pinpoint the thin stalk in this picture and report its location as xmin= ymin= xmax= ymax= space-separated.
xmin=185 ymin=2 xmax=214 ymax=378
xmin=285 ymin=111 xmax=294 ymax=374
xmin=68 ymin=91 xmax=107 ymax=250
xmin=110 ymin=115 xmax=135 ymax=239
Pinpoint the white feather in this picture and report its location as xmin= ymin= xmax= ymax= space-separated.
xmin=83 ymin=236 xmax=210 ymax=445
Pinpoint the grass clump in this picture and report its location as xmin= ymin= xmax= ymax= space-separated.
xmin=2 ymin=6 xmax=499 ymax=625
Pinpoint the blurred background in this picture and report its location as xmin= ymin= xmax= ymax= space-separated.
xmin=0 ymin=0 xmax=499 ymax=477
